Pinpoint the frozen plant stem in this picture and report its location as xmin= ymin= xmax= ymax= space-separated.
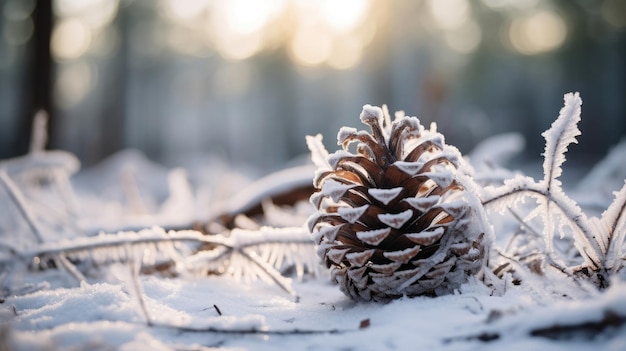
xmin=54 ymin=256 xmax=86 ymax=283
xmin=481 ymin=93 xmax=626 ymax=287
xmin=3 ymin=227 xmax=315 ymax=296
xmin=483 ymin=184 xmax=601 ymax=270
xmin=237 ymin=249 xmax=297 ymax=299
xmin=507 ymin=208 xmax=541 ymax=239
xmin=126 ymin=245 xmax=153 ymax=326
xmin=29 ymin=110 xmax=48 ymax=154
xmin=0 ymin=170 xmax=45 ymax=244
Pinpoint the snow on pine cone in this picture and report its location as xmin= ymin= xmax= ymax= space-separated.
xmin=307 ymin=105 xmax=491 ymax=302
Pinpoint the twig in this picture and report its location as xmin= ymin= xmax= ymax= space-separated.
xmin=507 ymin=208 xmax=541 ymax=238
xmin=484 ymin=186 xmax=601 ymax=270
xmin=11 ymin=231 xmax=227 ymax=260
xmin=443 ymin=332 xmax=500 ymax=343
xmin=13 ymin=230 xmax=314 ymax=263
xmin=237 ymin=249 xmax=297 ymax=298
xmin=53 ymin=255 xmax=86 ymax=283
xmin=150 ymin=322 xmax=349 ymax=335
xmin=29 ymin=110 xmax=48 ymax=154
xmin=530 ymin=310 xmax=625 ymax=339
xmin=0 ymin=170 xmax=45 ymax=243
xmin=126 ymin=245 xmax=153 ymax=326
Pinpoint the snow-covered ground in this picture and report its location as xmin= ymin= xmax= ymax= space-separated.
xmin=2 ymin=267 xmax=626 ymax=350
xmin=2 ymin=95 xmax=626 ymax=350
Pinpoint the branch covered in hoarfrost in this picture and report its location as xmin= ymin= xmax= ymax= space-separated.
xmin=601 ymin=181 xmax=626 ymax=273
xmin=306 ymin=134 xmax=331 ymax=170
xmin=481 ymin=93 xmax=625 ymax=286
xmin=0 ymin=170 xmax=45 ymax=244
xmin=541 ymin=93 xmax=582 ymax=191
xmin=1 ymin=226 xmax=317 ymax=296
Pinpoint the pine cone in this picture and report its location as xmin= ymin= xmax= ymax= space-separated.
xmin=307 ymin=105 xmax=490 ymax=302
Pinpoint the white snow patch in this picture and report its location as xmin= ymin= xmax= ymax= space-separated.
xmin=337 ymin=205 xmax=369 ymax=224
xmin=368 ymin=187 xmax=403 ymax=205
xmin=378 ymin=209 xmax=413 ymax=229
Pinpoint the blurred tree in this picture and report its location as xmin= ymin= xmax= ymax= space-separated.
xmin=16 ymin=0 xmax=53 ymax=154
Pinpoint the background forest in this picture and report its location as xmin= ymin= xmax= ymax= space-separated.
xmin=0 ymin=0 xmax=625 ymax=173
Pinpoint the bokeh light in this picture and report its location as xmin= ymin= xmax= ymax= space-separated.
xmin=3 ymin=0 xmax=624 ymax=172
xmin=321 ymin=0 xmax=370 ymax=34
xmin=427 ymin=0 xmax=470 ymax=30
xmin=162 ymin=0 xmax=209 ymax=21
xmin=327 ymin=37 xmax=363 ymax=70
xmin=51 ymin=19 xmax=92 ymax=60
xmin=288 ymin=25 xmax=333 ymax=67
xmin=158 ymin=0 xmax=377 ymax=69
xmin=54 ymin=62 xmax=95 ymax=109
xmin=508 ymin=10 xmax=567 ymax=55
xmin=444 ymin=19 xmax=482 ymax=54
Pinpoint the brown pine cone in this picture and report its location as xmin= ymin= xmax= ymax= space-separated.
xmin=307 ymin=105 xmax=491 ymax=302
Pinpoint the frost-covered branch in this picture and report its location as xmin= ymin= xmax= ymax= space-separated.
xmin=1 ymin=226 xmax=317 ymax=296
xmin=0 ymin=170 xmax=45 ymax=244
xmin=483 ymin=179 xmax=600 ymax=269
xmin=481 ymin=93 xmax=625 ymax=287
xmin=541 ymin=93 xmax=581 ymax=192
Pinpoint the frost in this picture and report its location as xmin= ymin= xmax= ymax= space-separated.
xmin=327 ymin=150 xmax=354 ymax=169
xmin=326 ymin=247 xmax=350 ymax=264
xmin=321 ymin=179 xmax=356 ymax=202
xmin=378 ymin=209 xmax=413 ymax=229
xmin=368 ymin=187 xmax=403 ymax=205
xmin=405 ymin=227 xmax=445 ymax=246
xmin=359 ymin=104 xmax=383 ymax=124
xmin=483 ymin=92 xmax=626 ymax=286
xmin=383 ymin=246 xmax=421 ymax=263
xmin=542 ymin=92 xmax=582 ymax=190
xmin=336 ymin=127 xmax=359 ymax=147
xmin=370 ymin=262 xmax=402 ymax=274
xmin=601 ymin=181 xmax=626 ymax=273
xmin=356 ymin=227 xmax=391 ymax=246
xmin=402 ymin=195 xmax=441 ymax=212
xmin=316 ymin=224 xmax=342 ymax=242
xmin=305 ymin=134 xmax=330 ymax=170
xmin=345 ymin=250 xmax=375 ymax=267
xmin=420 ymin=167 xmax=454 ymax=188
xmin=337 ymin=204 xmax=369 ymax=223
xmin=394 ymin=160 xmax=425 ymax=175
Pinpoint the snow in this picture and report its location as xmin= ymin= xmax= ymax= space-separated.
xmin=305 ymin=134 xmax=330 ymax=170
xmin=359 ymin=104 xmax=383 ymax=124
xmin=541 ymin=92 xmax=582 ymax=189
xmin=368 ymin=187 xmax=403 ymax=205
xmin=377 ymin=209 xmax=413 ymax=229
xmin=2 ymin=93 xmax=626 ymax=350
xmin=356 ymin=227 xmax=391 ymax=246
xmin=337 ymin=204 xmax=369 ymax=223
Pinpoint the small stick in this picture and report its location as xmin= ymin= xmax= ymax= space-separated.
xmin=0 ymin=170 xmax=45 ymax=243
xmin=126 ymin=245 xmax=152 ymax=326
xmin=29 ymin=110 xmax=48 ymax=154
